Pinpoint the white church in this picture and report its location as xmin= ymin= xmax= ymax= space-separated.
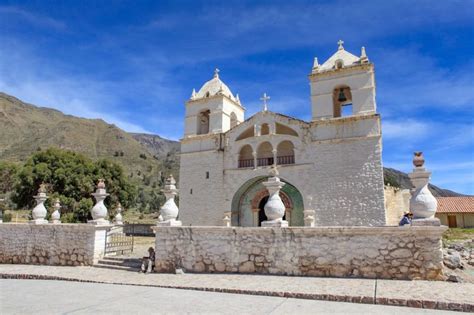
xmin=178 ymin=41 xmax=386 ymax=227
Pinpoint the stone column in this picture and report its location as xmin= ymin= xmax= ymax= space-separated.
xmin=51 ymin=198 xmax=61 ymax=224
xmin=261 ymin=166 xmax=288 ymax=227
xmin=157 ymin=175 xmax=182 ymax=226
xmin=252 ymin=151 xmax=257 ymax=169
xmin=89 ymin=179 xmax=110 ymax=225
xmin=272 ymin=149 xmax=277 ymax=166
xmin=30 ymin=184 xmax=48 ymax=224
xmin=114 ymin=203 xmax=123 ymax=225
xmin=408 ymin=152 xmax=440 ymax=226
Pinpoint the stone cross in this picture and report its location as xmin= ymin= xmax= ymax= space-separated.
xmin=261 ymin=168 xmax=288 ymax=227
xmin=260 ymin=93 xmax=270 ymax=111
xmin=157 ymin=175 xmax=182 ymax=226
xmin=408 ymin=152 xmax=439 ymax=226
xmin=31 ymin=184 xmax=48 ymax=224
xmin=114 ymin=203 xmax=123 ymax=225
xmin=214 ymin=68 xmax=220 ymax=78
xmin=51 ymin=198 xmax=61 ymax=224
xmin=337 ymin=39 xmax=344 ymax=50
xmin=89 ymin=179 xmax=110 ymax=225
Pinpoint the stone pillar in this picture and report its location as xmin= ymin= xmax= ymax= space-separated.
xmin=114 ymin=203 xmax=123 ymax=225
xmin=261 ymin=166 xmax=288 ymax=227
xmin=252 ymin=151 xmax=257 ymax=169
xmin=272 ymin=149 xmax=277 ymax=166
xmin=408 ymin=152 xmax=440 ymax=226
xmin=223 ymin=211 xmax=231 ymax=227
xmin=30 ymin=184 xmax=48 ymax=224
xmin=89 ymin=179 xmax=110 ymax=225
xmin=51 ymin=198 xmax=61 ymax=224
xmin=157 ymin=175 xmax=182 ymax=226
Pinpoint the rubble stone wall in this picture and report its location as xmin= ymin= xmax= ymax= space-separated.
xmin=0 ymin=224 xmax=107 ymax=266
xmin=153 ymin=226 xmax=447 ymax=280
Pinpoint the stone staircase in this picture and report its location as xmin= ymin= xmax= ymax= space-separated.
xmin=94 ymin=257 xmax=142 ymax=271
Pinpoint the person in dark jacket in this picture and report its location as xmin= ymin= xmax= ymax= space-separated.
xmin=399 ymin=211 xmax=413 ymax=226
xmin=140 ymin=247 xmax=155 ymax=273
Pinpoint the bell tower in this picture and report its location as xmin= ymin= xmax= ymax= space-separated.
xmin=183 ymin=69 xmax=245 ymax=138
xmin=309 ymin=40 xmax=376 ymax=120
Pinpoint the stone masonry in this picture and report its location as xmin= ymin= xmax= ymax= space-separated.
xmin=153 ymin=226 xmax=447 ymax=280
xmin=0 ymin=224 xmax=108 ymax=266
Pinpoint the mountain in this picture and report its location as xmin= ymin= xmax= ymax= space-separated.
xmin=383 ymin=167 xmax=463 ymax=197
xmin=0 ymin=93 xmax=179 ymax=206
xmin=131 ymin=133 xmax=180 ymax=158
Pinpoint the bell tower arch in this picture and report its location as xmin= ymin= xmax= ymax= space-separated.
xmin=309 ymin=41 xmax=376 ymax=120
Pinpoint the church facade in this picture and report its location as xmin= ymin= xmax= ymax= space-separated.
xmin=178 ymin=42 xmax=386 ymax=227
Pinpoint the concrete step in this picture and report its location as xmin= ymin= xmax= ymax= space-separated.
xmin=93 ymin=263 xmax=140 ymax=271
xmin=97 ymin=258 xmax=141 ymax=268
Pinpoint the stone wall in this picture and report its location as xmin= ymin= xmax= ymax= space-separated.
xmin=384 ymin=186 xmax=410 ymax=225
xmin=153 ymin=226 xmax=447 ymax=280
xmin=0 ymin=224 xmax=107 ymax=266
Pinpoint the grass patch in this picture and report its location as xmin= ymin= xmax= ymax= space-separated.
xmin=443 ymin=228 xmax=474 ymax=247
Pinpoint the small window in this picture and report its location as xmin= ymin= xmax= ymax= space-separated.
xmin=190 ymin=189 xmax=193 ymax=194
xmin=206 ymin=171 xmax=209 ymax=179
xmin=341 ymin=103 xmax=353 ymax=117
xmin=206 ymin=92 xmax=210 ymax=97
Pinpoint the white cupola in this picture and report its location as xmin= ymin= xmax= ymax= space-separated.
xmin=309 ymin=40 xmax=377 ymax=120
xmin=183 ymin=69 xmax=245 ymax=137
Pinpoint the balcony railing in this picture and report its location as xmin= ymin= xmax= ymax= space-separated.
xmin=238 ymin=158 xmax=254 ymax=168
xmin=257 ymin=157 xmax=274 ymax=167
xmin=277 ymin=155 xmax=295 ymax=165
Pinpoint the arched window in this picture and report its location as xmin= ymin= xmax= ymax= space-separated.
xmin=275 ymin=123 xmax=298 ymax=137
xmin=197 ymin=110 xmax=210 ymax=134
xmin=261 ymin=123 xmax=270 ymax=135
xmin=236 ymin=126 xmax=254 ymax=141
xmin=257 ymin=142 xmax=273 ymax=167
xmin=276 ymin=141 xmax=295 ymax=165
xmin=230 ymin=112 xmax=238 ymax=128
xmin=238 ymin=144 xmax=254 ymax=168
xmin=333 ymin=86 xmax=353 ymax=118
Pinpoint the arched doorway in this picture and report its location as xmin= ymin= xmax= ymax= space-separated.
xmin=231 ymin=176 xmax=304 ymax=227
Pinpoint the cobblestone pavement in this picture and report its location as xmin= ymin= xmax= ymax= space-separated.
xmin=1 ymin=279 xmax=460 ymax=314
xmin=1 ymin=264 xmax=473 ymax=312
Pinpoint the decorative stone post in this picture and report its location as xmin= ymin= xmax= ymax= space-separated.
xmin=89 ymin=179 xmax=110 ymax=225
xmin=408 ymin=152 xmax=440 ymax=226
xmin=157 ymin=175 xmax=182 ymax=226
xmin=31 ymin=184 xmax=48 ymax=224
xmin=51 ymin=198 xmax=61 ymax=224
xmin=303 ymin=196 xmax=316 ymax=227
xmin=114 ymin=203 xmax=123 ymax=225
xmin=223 ymin=211 xmax=231 ymax=227
xmin=261 ymin=166 xmax=288 ymax=227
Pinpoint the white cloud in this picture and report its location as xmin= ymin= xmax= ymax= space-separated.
xmin=0 ymin=6 xmax=66 ymax=30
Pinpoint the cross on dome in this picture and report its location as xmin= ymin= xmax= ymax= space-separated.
xmin=260 ymin=93 xmax=270 ymax=111
xmin=214 ymin=68 xmax=220 ymax=78
xmin=337 ymin=39 xmax=344 ymax=50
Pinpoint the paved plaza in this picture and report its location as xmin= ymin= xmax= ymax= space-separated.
xmin=1 ymin=264 xmax=473 ymax=312
xmin=0 ymin=279 xmax=461 ymax=314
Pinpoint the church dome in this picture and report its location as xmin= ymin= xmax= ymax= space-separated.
xmin=193 ymin=69 xmax=237 ymax=102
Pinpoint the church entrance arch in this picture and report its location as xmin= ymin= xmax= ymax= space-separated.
xmin=231 ymin=176 xmax=304 ymax=227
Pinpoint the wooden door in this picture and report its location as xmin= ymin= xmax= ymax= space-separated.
xmin=447 ymin=215 xmax=457 ymax=228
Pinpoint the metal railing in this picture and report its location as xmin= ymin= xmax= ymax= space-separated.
xmin=238 ymin=158 xmax=254 ymax=168
xmin=277 ymin=155 xmax=295 ymax=165
xmin=257 ymin=157 xmax=274 ymax=167
xmin=104 ymin=226 xmax=134 ymax=256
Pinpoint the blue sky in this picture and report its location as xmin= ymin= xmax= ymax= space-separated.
xmin=0 ymin=0 xmax=473 ymax=194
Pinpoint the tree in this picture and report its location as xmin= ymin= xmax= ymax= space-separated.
xmin=12 ymin=148 xmax=137 ymax=222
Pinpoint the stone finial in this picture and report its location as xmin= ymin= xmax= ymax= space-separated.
xmin=114 ymin=203 xmax=123 ymax=225
xmin=223 ymin=212 xmax=231 ymax=227
xmin=236 ymin=93 xmax=241 ymax=104
xmin=413 ymin=152 xmax=425 ymax=168
xmin=157 ymin=174 xmax=182 ymax=226
xmin=51 ymin=198 xmax=61 ymax=224
xmin=337 ymin=39 xmax=344 ymax=50
xmin=191 ymin=88 xmax=197 ymax=100
xmin=312 ymin=57 xmax=319 ymax=73
xmin=408 ymin=153 xmax=438 ymax=224
xmin=261 ymin=169 xmax=288 ymax=227
xmin=89 ymin=179 xmax=110 ymax=225
xmin=360 ymin=46 xmax=368 ymax=63
xmin=31 ymin=184 xmax=48 ymax=224
xmin=214 ymin=68 xmax=220 ymax=79
xmin=303 ymin=210 xmax=315 ymax=227
xmin=269 ymin=165 xmax=279 ymax=177
xmin=260 ymin=93 xmax=270 ymax=112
